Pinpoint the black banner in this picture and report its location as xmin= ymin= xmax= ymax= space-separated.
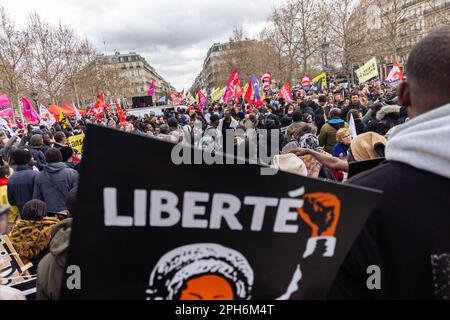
xmin=62 ymin=125 xmax=381 ymax=300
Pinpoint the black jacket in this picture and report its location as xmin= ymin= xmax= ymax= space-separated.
xmin=328 ymin=161 xmax=450 ymax=299
xmin=7 ymin=165 xmax=39 ymax=214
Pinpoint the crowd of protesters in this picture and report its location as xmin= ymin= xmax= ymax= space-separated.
xmin=0 ymin=26 xmax=449 ymax=300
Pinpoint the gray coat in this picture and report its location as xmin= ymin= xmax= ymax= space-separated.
xmin=33 ymin=163 xmax=79 ymax=213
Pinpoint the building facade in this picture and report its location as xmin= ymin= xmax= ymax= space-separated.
xmin=105 ymin=52 xmax=174 ymax=103
xmin=191 ymin=39 xmax=264 ymax=93
xmin=349 ymin=0 xmax=450 ymax=79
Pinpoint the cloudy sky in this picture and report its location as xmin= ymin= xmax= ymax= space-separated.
xmin=2 ymin=0 xmax=279 ymax=90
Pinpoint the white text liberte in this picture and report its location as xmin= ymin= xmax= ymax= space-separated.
xmin=103 ymin=187 xmax=306 ymax=234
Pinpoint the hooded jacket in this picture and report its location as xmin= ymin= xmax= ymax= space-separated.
xmin=319 ymin=119 xmax=348 ymax=153
xmin=36 ymin=218 xmax=72 ymax=300
xmin=33 ymin=163 xmax=79 ymax=213
xmin=329 ymin=103 xmax=450 ymax=299
xmin=365 ymin=105 xmax=401 ymax=136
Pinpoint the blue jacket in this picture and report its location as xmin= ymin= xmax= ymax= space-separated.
xmin=30 ymin=146 xmax=47 ymax=171
xmin=332 ymin=142 xmax=349 ymax=158
xmin=33 ymin=163 xmax=79 ymax=213
xmin=7 ymin=165 xmax=39 ymax=214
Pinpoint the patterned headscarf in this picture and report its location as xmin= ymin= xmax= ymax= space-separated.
xmin=299 ymin=133 xmax=321 ymax=151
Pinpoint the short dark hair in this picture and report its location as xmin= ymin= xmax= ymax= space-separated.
xmin=406 ymin=26 xmax=450 ymax=91
xmin=45 ymin=148 xmax=63 ymax=163
xmin=209 ymin=114 xmax=219 ymax=123
xmin=60 ymin=146 xmax=74 ymax=162
xmin=167 ymin=117 xmax=178 ymax=128
xmin=292 ymin=110 xmax=302 ymax=122
xmin=159 ymin=124 xmax=169 ymax=134
xmin=12 ymin=149 xmax=32 ymax=165
xmin=0 ymin=166 xmax=9 ymax=178
xmin=54 ymin=131 xmax=66 ymax=143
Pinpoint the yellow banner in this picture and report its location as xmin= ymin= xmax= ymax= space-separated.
xmin=68 ymin=134 xmax=85 ymax=154
xmin=356 ymin=57 xmax=379 ymax=83
xmin=312 ymin=72 xmax=327 ymax=87
xmin=211 ymin=87 xmax=225 ymax=101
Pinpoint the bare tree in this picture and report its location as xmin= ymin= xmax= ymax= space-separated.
xmin=328 ymin=0 xmax=365 ymax=78
xmin=24 ymin=12 xmax=71 ymax=105
xmin=376 ymin=0 xmax=409 ymax=63
xmin=267 ymin=0 xmax=302 ymax=82
xmin=58 ymin=23 xmax=98 ymax=107
xmin=0 ymin=6 xmax=29 ymax=117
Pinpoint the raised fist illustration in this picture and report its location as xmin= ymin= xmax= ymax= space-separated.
xmin=297 ymin=192 xmax=341 ymax=238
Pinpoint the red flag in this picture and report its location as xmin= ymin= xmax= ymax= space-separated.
xmin=93 ymin=92 xmax=104 ymax=109
xmin=226 ymin=68 xmax=240 ymax=87
xmin=223 ymin=68 xmax=240 ymax=103
xmin=301 ymin=75 xmax=312 ymax=87
xmin=115 ymin=101 xmax=126 ymax=124
xmin=16 ymin=119 xmax=24 ymax=129
xmin=278 ymin=82 xmax=293 ymax=103
xmin=170 ymin=91 xmax=180 ymax=105
xmin=386 ymin=63 xmax=404 ymax=84
xmin=233 ymin=82 xmax=244 ymax=103
xmin=244 ymin=80 xmax=254 ymax=104
xmin=105 ymin=103 xmax=111 ymax=112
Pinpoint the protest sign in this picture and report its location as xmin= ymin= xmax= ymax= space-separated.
xmin=68 ymin=134 xmax=85 ymax=154
xmin=356 ymin=57 xmax=379 ymax=83
xmin=0 ymin=235 xmax=33 ymax=286
xmin=62 ymin=125 xmax=381 ymax=300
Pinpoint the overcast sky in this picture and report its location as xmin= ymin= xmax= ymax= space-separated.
xmin=2 ymin=0 xmax=278 ymax=91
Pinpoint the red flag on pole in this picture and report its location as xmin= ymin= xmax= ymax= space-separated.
xmin=115 ymin=101 xmax=126 ymax=124
xmin=233 ymin=82 xmax=244 ymax=103
xmin=223 ymin=68 xmax=240 ymax=103
xmin=278 ymin=82 xmax=293 ymax=103
xmin=244 ymin=80 xmax=254 ymax=105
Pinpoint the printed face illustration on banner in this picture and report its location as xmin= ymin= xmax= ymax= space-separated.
xmin=146 ymin=243 xmax=254 ymax=300
xmin=62 ymin=125 xmax=381 ymax=300
xmin=145 ymin=191 xmax=341 ymax=301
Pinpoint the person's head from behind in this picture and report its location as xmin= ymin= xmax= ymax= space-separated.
xmin=167 ymin=117 xmax=178 ymax=129
xmin=42 ymin=134 xmax=52 ymax=146
xmin=54 ymin=131 xmax=67 ymax=145
xmin=347 ymin=108 xmax=362 ymax=122
xmin=209 ymin=114 xmax=220 ymax=128
xmin=336 ymin=128 xmax=353 ymax=146
xmin=12 ymin=149 xmax=33 ymax=167
xmin=29 ymin=134 xmax=44 ymax=148
xmin=292 ymin=110 xmax=302 ymax=122
xmin=60 ymin=146 xmax=74 ymax=162
xmin=329 ymin=108 xmax=342 ymax=120
xmin=45 ymin=148 xmax=63 ymax=163
xmin=159 ymin=124 xmax=170 ymax=135
xmin=0 ymin=165 xmax=11 ymax=179
xmin=21 ymin=199 xmax=48 ymax=221
xmin=398 ymin=26 xmax=450 ymax=118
